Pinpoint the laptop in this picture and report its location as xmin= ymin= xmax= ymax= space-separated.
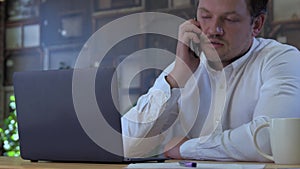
xmin=13 ymin=67 xmax=166 ymax=163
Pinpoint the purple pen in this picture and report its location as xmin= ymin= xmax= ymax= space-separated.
xmin=179 ymin=161 xmax=197 ymax=168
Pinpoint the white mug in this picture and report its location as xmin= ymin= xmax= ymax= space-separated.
xmin=253 ymin=118 xmax=300 ymax=164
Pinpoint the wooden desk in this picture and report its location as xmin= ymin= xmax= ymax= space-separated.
xmin=0 ymin=157 xmax=300 ymax=169
xmin=0 ymin=157 xmax=126 ymax=169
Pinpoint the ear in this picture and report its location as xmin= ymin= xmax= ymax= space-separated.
xmin=252 ymin=14 xmax=266 ymax=36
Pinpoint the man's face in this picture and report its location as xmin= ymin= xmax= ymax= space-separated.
xmin=197 ymin=0 xmax=255 ymax=66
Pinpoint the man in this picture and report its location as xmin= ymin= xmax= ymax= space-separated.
xmin=121 ymin=0 xmax=300 ymax=161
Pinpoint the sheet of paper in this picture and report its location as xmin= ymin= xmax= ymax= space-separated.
xmin=126 ymin=162 xmax=266 ymax=169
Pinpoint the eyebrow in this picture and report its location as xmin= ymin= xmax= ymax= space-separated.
xmin=198 ymin=7 xmax=241 ymax=16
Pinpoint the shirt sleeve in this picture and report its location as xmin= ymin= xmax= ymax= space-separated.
xmin=121 ymin=62 xmax=182 ymax=157
xmin=180 ymin=116 xmax=271 ymax=161
xmin=181 ymin=46 xmax=300 ymax=161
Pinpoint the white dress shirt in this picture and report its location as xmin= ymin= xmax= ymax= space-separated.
xmin=121 ymin=38 xmax=300 ymax=161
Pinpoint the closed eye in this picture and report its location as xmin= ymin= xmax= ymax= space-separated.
xmin=224 ymin=17 xmax=240 ymax=22
xmin=201 ymin=16 xmax=212 ymax=19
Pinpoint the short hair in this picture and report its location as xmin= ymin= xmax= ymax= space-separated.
xmin=246 ymin=0 xmax=269 ymax=18
xmin=195 ymin=0 xmax=269 ymax=18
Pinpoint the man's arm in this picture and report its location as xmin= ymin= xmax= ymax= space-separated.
xmin=166 ymin=116 xmax=271 ymax=161
xmin=167 ymin=19 xmax=201 ymax=88
xmin=121 ymin=63 xmax=183 ymax=157
xmin=122 ymin=19 xmax=203 ymax=158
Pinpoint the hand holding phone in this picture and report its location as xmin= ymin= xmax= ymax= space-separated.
xmin=190 ymin=18 xmax=202 ymax=58
xmin=190 ymin=40 xmax=201 ymax=58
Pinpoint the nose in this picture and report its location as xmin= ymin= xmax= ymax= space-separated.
xmin=207 ymin=20 xmax=224 ymax=37
xmin=216 ymin=27 xmax=224 ymax=34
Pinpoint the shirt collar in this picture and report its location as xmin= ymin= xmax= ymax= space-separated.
xmin=231 ymin=37 xmax=259 ymax=70
xmin=202 ymin=37 xmax=260 ymax=74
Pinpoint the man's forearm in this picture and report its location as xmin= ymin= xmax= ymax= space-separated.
xmin=179 ymin=116 xmax=272 ymax=162
xmin=122 ymin=71 xmax=181 ymax=157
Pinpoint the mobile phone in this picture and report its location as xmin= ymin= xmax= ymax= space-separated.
xmin=190 ymin=41 xmax=201 ymax=58
xmin=190 ymin=17 xmax=201 ymax=58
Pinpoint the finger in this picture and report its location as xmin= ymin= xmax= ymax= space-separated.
xmin=182 ymin=19 xmax=201 ymax=29
xmin=189 ymin=19 xmax=201 ymax=28
xmin=180 ymin=32 xmax=201 ymax=44
xmin=178 ymin=22 xmax=202 ymax=46
xmin=179 ymin=20 xmax=202 ymax=35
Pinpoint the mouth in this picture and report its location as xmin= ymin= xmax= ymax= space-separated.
xmin=208 ymin=40 xmax=224 ymax=48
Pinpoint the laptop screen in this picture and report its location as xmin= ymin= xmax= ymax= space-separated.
xmin=13 ymin=68 xmax=125 ymax=163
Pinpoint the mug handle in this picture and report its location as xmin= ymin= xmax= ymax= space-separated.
xmin=253 ymin=123 xmax=274 ymax=161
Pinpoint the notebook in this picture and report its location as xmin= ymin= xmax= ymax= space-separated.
xmin=13 ymin=67 xmax=166 ymax=163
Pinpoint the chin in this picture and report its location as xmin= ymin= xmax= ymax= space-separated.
xmin=203 ymin=49 xmax=223 ymax=60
